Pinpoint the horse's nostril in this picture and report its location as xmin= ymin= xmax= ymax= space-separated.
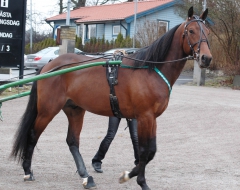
xmin=202 ymin=55 xmax=206 ymax=61
xmin=201 ymin=55 xmax=212 ymax=64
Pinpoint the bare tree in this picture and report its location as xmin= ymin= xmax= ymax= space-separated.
xmin=72 ymin=0 xmax=86 ymax=8
xmin=136 ymin=20 xmax=166 ymax=47
xmin=58 ymin=0 xmax=132 ymax=13
xmin=58 ymin=0 xmax=65 ymax=14
xmin=25 ymin=9 xmax=52 ymax=37
xmin=25 ymin=28 xmax=52 ymax=44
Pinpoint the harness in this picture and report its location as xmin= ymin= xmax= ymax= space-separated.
xmin=105 ymin=17 xmax=209 ymax=118
xmin=104 ymin=54 xmax=124 ymax=118
xmin=105 ymin=52 xmax=172 ymax=118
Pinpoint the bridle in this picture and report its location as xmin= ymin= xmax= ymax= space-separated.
xmin=183 ymin=16 xmax=210 ymax=61
xmin=121 ymin=16 xmax=211 ymax=64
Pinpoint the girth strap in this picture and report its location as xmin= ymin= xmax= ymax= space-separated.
xmin=105 ymin=61 xmax=124 ymax=118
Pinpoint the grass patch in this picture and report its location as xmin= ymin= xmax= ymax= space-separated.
xmin=205 ymin=76 xmax=233 ymax=88
xmin=186 ymin=75 xmax=234 ymax=89
xmin=0 ymin=85 xmax=32 ymax=98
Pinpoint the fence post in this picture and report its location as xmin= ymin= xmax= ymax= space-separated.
xmin=193 ymin=60 xmax=206 ymax=86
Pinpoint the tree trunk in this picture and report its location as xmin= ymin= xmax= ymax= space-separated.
xmin=72 ymin=0 xmax=86 ymax=8
xmin=59 ymin=0 xmax=64 ymax=14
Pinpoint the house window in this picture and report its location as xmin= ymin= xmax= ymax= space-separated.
xmin=158 ymin=21 xmax=168 ymax=33
xmin=88 ymin=25 xmax=96 ymax=38
xmin=113 ymin=25 xmax=120 ymax=35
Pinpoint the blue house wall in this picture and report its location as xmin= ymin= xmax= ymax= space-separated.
xmin=102 ymin=6 xmax=184 ymax=42
xmin=50 ymin=6 xmax=184 ymax=44
xmin=129 ymin=6 xmax=185 ymax=35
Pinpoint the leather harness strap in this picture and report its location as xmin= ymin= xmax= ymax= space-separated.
xmin=105 ymin=60 xmax=124 ymax=118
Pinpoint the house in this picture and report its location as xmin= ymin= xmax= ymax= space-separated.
xmin=45 ymin=0 xmax=184 ymax=45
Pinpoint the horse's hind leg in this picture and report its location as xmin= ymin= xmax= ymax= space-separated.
xmin=22 ymin=112 xmax=61 ymax=181
xmin=63 ymin=100 xmax=96 ymax=189
xmin=11 ymin=81 xmax=65 ymax=182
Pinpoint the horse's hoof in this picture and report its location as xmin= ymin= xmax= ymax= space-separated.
xmin=82 ymin=176 xmax=96 ymax=189
xmin=23 ymin=173 xmax=35 ymax=182
xmin=142 ymin=184 xmax=151 ymax=190
xmin=119 ymin=171 xmax=130 ymax=184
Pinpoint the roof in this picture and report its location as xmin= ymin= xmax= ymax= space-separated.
xmin=46 ymin=0 xmax=174 ymax=24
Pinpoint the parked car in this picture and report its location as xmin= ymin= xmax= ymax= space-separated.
xmin=25 ymin=47 xmax=83 ymax=70
xmin=104 ymin=48 xmax=139 ymax=55
xmin=87 ymin=48 xmax=140 ymax=59
xmin=24 ymin=54 xmax=27 ymax=62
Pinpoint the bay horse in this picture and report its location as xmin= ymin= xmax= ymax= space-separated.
xmin=11 ymin=7 xmax=212 ymax=190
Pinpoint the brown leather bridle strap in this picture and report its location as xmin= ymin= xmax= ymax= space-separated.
xmin=183 ymin=16 xmax=210 ymax=61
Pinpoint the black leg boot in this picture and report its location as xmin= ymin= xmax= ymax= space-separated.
xmin=128 ymin=119 xmax=139 ymax=165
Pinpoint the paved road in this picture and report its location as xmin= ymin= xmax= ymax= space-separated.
xmin=0 ymin=85 xmax=239 ymax=190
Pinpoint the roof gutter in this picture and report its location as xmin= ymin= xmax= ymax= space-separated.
xmin=75 ymin=19 xmax=124 ymax=25
xmin=45 ymin=19 xmax=54 ymax=29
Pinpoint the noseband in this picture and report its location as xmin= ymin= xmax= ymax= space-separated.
xmin=183 ymin=16 xmax=210 ymax=61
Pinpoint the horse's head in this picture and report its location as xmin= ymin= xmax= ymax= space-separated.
xmin=182 ymin=7 xmax=212 ymax=68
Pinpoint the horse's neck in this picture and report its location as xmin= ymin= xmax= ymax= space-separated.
xmin=160 ymin=25 xmax=187 ymax=87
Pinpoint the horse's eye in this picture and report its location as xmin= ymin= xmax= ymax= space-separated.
xmin=189 ymin=30 xmax=194 ymax=34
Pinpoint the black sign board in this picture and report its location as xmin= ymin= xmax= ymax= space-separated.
xmin=0 ymin=0 xmax=26 ymax=67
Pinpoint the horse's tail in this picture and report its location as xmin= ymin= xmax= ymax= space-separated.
xmin=11 ymin=69 xmax=42 ymax=163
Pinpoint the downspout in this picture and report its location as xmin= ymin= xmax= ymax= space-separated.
xmin=127 ymin=23 xmax=130 ymax=37
xmin=86 ymin=24 xmax=89 ymax=40
xmin=120 ymin=21 xmax=127 ymax=37
xmin=82 ymin=23 xmax=85 ymax=45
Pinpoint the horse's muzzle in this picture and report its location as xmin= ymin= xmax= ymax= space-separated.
xmin=200 ymin=54 xmax=212 ymax=68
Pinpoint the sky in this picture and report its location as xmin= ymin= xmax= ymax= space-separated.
xmin=26 ymin=0 xmax=60 ymax=33
xmin=26 ymin=0 xmax=114 ymax=33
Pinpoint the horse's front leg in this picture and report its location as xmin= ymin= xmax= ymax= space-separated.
xmin=119 ymin=116 xmax=157 ymax=190
xmin=63 ymin=105 xmax=96 ymax=189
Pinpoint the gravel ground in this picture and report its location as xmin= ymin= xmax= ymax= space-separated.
xmin=0 ymin=85 xmax=240 ymax=190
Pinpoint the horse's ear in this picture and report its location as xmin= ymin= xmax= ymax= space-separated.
xmin=188 ymin=6 xmax=194 ymax=18
xmin=200 ymin=8 xmax=208 ymax=21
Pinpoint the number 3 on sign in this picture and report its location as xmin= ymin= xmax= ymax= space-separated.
xmin=6 ymin=45 xmax=10 ymax=52
xmin=1 ymin=44 xmax=11 ymax=52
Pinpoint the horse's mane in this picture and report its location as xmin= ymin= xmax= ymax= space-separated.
xmin=133 ymin=24 xmax=181 ymax=70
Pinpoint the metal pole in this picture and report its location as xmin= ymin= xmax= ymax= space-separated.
xmin=203 ymin=0 xmax=207 ymax=11
xmin=133 ymin=0 xmax=138 ymax=48
xmin=193 ymin=0 xmax=207 ymax=86
xmin=30 ymin=0 xmax=32 ymax=53
xmin=66 ymin=0 xmax=71 ymax=25
xmin=19 ymin=0 xmax=27 ymax=83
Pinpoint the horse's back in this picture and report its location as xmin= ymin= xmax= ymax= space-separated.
xmin=37 ymin=53 xmax=114 ymax=116
xmin=42 ymin=53 xmax=102 ymax=71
